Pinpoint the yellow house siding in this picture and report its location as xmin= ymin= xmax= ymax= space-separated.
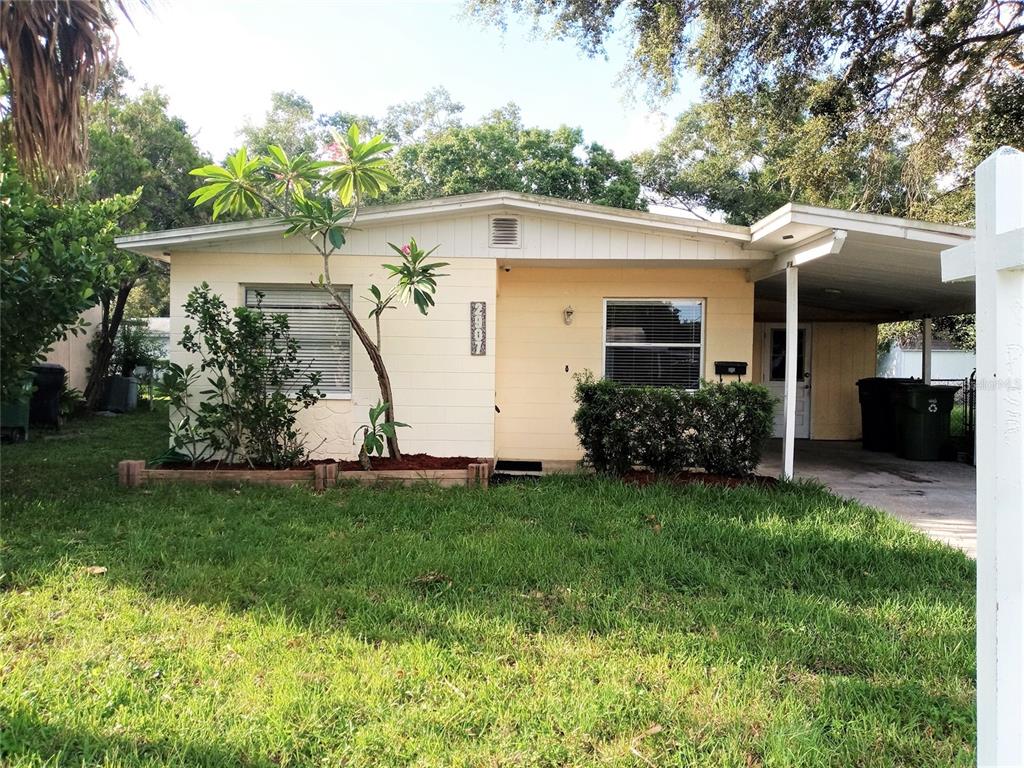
xmin=169 ymin=249 xmax=496 ymax=460
xmin=809 ymin=322 xmax=878 ymax=440
xmin=495 ymin=266 xmax=755 ymax=461
xmin=752 ymin=320 xmax=877 ymax=440
xmin=751 ymin=322 xmax=764 ymax=385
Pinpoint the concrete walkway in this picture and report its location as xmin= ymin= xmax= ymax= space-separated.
xmin=759 ymin=440 xmax=977 ymax=557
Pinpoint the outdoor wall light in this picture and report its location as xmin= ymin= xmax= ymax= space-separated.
xmin=563 ymin=306 xmax=575 ymax=325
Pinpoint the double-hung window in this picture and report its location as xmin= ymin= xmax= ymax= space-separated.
xmin=604 ymin=299 xmax=704 ymax=389
xmin=244 ymin=285 xmax=352 ymax=396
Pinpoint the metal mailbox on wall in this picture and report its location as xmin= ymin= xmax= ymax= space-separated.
xmin=470 ymin=301 xmax=486 ymax=356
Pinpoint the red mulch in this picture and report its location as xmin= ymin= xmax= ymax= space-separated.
xmin=334 ymin=454 xmax=479 ymax=471
xmin=623 ymin=469 xmax=778 ymax=488
xmin=166 ymin=454 xmax=479 ymax=472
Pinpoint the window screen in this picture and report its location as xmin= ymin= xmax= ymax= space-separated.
xmin=245 ymin=286 xmax=352 ymax=395
xmin=604 ymin=299 xmax=703 ymax=389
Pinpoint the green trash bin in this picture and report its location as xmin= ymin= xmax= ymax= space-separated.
xmin=895 ymin=384 xmax=959 ymax=461
xmin=857 ymin=378 xmax=916 ymax=452
xmin=1 ymin=373 xmax=36 ymax=442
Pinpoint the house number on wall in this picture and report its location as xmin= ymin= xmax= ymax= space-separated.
xmin=470 ymin=301 xmax=486 ymax=356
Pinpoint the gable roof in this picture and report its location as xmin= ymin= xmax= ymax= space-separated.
xmin=116 ymin=190 xmax=974 ymax=262
xmin=115 ymin=190 xmax=753 ymax=258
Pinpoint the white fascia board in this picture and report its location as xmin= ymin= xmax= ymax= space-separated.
xmin=747 ymin=229 xmax=848 ymax=282
xmin=787 ymin=205 xmax=973 ymax=246
xmin=116 ymin=219 xmax=287 ymax=254
xmin=942 ymin=241 xmax=978 ymax=283
xmin=748 ymin=203 xmax=795 ymax=243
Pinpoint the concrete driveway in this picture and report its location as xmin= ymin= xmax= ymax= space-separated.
xmin=759 ymin=440 xmax=977 ymax=557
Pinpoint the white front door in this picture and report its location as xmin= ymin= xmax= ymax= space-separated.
xmin=764 ymin=324 xmax=812 ymax=439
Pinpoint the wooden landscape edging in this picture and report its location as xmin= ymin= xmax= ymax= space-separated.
xmin=118 ymin=460 xmax=491 ymax=491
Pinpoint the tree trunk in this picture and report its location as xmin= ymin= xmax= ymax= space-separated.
xmin=84 ymin=278 xmax=135 ymax=410
xmin=347 ymin=308 xmax=402 ymax=460
xmin=319 ymin=251 xmax=403 ymax=459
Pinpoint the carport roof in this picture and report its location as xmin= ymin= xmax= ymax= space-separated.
xmin=748 ymin=204 xmax=975 ymax=321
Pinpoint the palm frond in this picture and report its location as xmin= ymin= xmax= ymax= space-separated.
xmin=0 ymin=0 xmax=135 ymax=190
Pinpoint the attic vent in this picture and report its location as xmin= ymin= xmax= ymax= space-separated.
xmin=489 ymin=216 xmax=521 ymax=248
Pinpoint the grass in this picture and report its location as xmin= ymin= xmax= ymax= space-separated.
xmin=1 ymin=406 xmax=976 ymax=767
xmin=950 ymin=404 xmax=966 ymax=437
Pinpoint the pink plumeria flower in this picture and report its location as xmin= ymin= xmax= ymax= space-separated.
xmin=401 ymin=244 xmax=412 ymax=256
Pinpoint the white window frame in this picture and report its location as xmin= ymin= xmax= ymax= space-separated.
xmin=243 ymin=284 xmax=353 ymax=400
xmin=602 ymin=298 xmax=706 ymax=390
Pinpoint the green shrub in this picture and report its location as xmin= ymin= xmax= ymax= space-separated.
xmin=169 ymin=283 xmax=324 ymax=468
xmin=573 ymin=374 xmax=646 ymax=475
xmin=687 ymin=382 xmax=776 ymax=476
xmin=572 ymin=375 xmax=776 ymax=477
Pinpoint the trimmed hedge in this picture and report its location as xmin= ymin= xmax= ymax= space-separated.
xmin=572 ymin=374 xmax=776 ymax=477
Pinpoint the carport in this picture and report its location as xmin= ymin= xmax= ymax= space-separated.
xmin=745 ymin=204 xmax=975 ymax=478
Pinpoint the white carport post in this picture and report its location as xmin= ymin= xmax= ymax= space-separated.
xmin=921 ymin=316 xmax=932 ymax=384
xmin=782 ymin=265 xmax=798 ymax=479
xmin=942 ymin=146 xmax=1024 ymax=768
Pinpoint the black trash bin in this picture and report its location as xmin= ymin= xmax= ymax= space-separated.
xmin=895 ymin=384 xmax=959 ymax=461
xmin=857 ymin=378 xmax=916 ymax=452
xmin=29 ymin=363 xmax=66 ymax=427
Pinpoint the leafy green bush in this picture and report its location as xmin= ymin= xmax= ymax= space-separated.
xmin=687 ymin=382 xmax=776 ymax=476
xmin=571 ymin=375 xmax=638 ymax=476
xmin=0 ymin=151 xmax=137 ymax=402
xmin=573 ymin=375 xmax=776 ymax=478
xmin=110 ymin=319 xmax=163 ymax=377
xmin=167 ymin=284 xmax=324 ymax=468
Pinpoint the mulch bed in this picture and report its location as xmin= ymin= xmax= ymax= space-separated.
xmin=164 ymin=454 xmax=479 ymax=472
xmin=623 ymin=469 xmax=778 ymax=488
xmin=334 ymin=454 xmax=479 ymax=471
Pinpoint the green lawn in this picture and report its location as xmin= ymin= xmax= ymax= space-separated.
xmin=1 ymin=406 xmax=976 ymax=767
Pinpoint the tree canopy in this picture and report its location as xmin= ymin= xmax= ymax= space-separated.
xmin=472 ymin=0 xmax=1023 ymax=226
xmin=470 ymin=0 xmax=1022 ymax=126
xmin=85 ymin=69 xmax=212 ymax=320
xmin=237 ymin=90 xmax=376 ymax=158
xmin=633 ymin=88 xmax=916 ymax=225
xmin=633 ymin=71 xmax=1024 ymax=227
xmin=89 ymin=82 xmax=211 ymax=231
xmin=235 ymin=92 xmax=644 ymax=210
xmin=384 ymin=104 xmax=645 ymax=209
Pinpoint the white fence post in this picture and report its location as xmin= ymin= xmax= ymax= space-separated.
xmin=943 ymin=146 xmax=1024 ymax=767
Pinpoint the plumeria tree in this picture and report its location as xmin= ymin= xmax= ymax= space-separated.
xmin=188 ymin=126 xmax=447 ymax=459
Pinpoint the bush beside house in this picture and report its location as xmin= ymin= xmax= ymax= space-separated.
xmin=573 ymin=375 xmax=775 ymax=477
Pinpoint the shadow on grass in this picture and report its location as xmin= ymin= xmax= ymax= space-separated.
xmin=0 ymin=708 xmax=278 ymax=768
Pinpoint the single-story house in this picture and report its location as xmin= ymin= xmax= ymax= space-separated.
xmin=116 ymin=191 xmax=974 ymax=470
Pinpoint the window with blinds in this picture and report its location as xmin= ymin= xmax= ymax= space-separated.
xmin=604 ymin=299 xmax=704 ymax=389
xmin=244 ymin=286 xmax=352 ymax=395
